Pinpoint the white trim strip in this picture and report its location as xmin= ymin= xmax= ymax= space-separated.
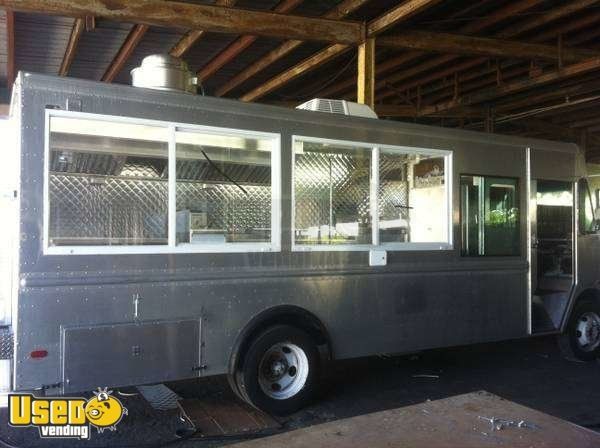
xmin=168 ymin=124 xmax=176 ymax=247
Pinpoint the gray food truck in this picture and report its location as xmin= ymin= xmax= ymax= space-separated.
xmin=0 ymin=72 xmax=599 ymax=414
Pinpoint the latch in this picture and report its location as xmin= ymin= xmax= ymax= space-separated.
xmin=133 ymin=293 xmax=142 ymax=321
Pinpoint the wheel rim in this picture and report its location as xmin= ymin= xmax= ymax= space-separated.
xmin=575 ymin=312 xmax=600 ymax=352
xmin=258 ymin=342 xmax=309 ymax=400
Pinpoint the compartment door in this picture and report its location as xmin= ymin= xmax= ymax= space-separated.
xmin=62 ymin=319 xmax=201 ymax=393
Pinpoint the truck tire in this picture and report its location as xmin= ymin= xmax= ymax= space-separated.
xmin=558 ymin=300 xmax=600 ymax=362
xmin=234 ymin=325 xmax=320 ymax=415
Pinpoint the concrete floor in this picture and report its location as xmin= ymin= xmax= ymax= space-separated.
xmin=1 ymin=335 xmax=599 ymax=447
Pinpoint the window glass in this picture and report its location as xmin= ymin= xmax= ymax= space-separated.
xmin=460 ymin=175 xmax=519 ymax=256
xmin=578 ymin=178 xmax=596 ymax=234
xmin=379 ymin=151 xmax=447 ymax=244
xmin=48 ymin=116 xmax=169 ymax=246
xmin=175 ymin=129 xmax=273 ymax=245
xmin=294 ymin=140 xmax=372 ymax=245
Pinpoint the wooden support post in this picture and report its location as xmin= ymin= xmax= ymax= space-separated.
xmin=558 ymin=34 xmax=564 ymax=69
xmin=496 ymin=59 xmax=502 ymax=86
xmin=357 ymin=38 xmax=375 ymax=108
xmin=453 ymin=72 xmax=459 ymax=100
xmin=85 ymin=15 xmax=95 ymax=31
xmin=6 ymin=9 xmax=15 ymax=90
xmin=485 ymin=106 xmax=495 ymax=133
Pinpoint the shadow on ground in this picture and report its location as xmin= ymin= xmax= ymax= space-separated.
xmin=1 ymin=336 xmax=599 ymax=447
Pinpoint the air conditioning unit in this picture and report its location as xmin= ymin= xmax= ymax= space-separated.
xmin=296 ymin=98 xmax=378 ymax=119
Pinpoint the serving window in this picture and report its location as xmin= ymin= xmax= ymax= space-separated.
xmin=45 ymin=111 xmax=280 ymax=255
xmin=292 ymin=136 xmax=452 ymax=251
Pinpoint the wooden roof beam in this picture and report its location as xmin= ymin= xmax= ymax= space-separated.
xmin=240 ymin=43 xmax=352 ymax=102
xmin=375 ymin=104 xmax=484 ymax=118
xmin=319 ymin=0 xmax=545 ymax=100
xmin=215 ymin=0 xmax=370 ymax=97
xmin=58 ymin=18 xmax=85 ymax=76
xmin=169 ymin=0 xmax=237 ymax=59
xmin=367 ymin=0 xmax=444 ymax=35
xmin=420 ymin=56 xmax=600 ymax=115
xmin=0 ymin=0 xmax=364 ymax=44
xmin=101 ymin=24 xmax=148 ymax=83
xmin=496 ymin=0 xmax=600 ymax=39
xmin=240 ymin=0 xmax=442 ymax=102
xmin=377 ymin=0 xmax=599 ymax=103
xmin=378 ymin=31 xmax=599 ymax=63
xmin=197 ymin=0 xmax=303 ymax=83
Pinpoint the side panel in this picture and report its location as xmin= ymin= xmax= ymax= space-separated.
xmin=15 ymin=263 xmax=525 ymax=391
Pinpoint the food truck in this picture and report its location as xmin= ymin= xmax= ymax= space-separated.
xmin=1 ymin=70 xmax=599 ymax=414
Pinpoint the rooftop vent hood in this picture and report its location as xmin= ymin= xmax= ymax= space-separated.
xmin=296 ymin=99 xmax=378 ymax=119
xmin=131 ymin=54 xmax=198 ymax=94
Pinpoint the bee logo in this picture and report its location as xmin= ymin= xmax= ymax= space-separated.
xmin=84 ymin=388 xmax=128 ymax=433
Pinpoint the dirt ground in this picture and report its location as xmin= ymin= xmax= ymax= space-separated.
xmin=1 ymin=335 xmax=599 ymax=448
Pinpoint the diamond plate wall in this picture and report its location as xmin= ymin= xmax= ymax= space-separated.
xmin=177 ymin=182 xmax=271 ymax=240
xmin=49 ymin=175 xmax=271 ymax=246
xmin=294 ymin=151 xmax=371 ymax=244
xmin=379 ymin=153 xmax=409 ymax=222
xmin=294 ymin=149 xmax=413 ymax=245
xmin=49 ymin=174 xmax=169 ymax=245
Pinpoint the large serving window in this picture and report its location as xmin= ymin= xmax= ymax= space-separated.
xmin=45 ymin=111 xmax=280 ymax=254
xmin=292 ymin=136 xmax=452 ymax=251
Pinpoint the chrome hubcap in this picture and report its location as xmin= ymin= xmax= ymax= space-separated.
xmin=258 ymin=342 xmax=309 ymax=400
xmin=575 ymin=312 xmax=600 ymax=352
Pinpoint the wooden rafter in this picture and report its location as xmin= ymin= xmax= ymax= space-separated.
xmin=240 ymin=44 xmax=352 ymax=102
xmin=0 ymin=0 xmax=364 ymax=44
xmin=214 ymin=0 xmax=368 ymax=97
xmin=196 ymin=0 xmax=303 ymax=83
xmin=367 ymin=0 xmax=444 ymax=35
xmin=376 ymin=0 xmax=599 ymax=103
xmin=101 ymin=24 xmax=148 ymax=83
xmin=169 ymin=0 xmax=237 ymax=59
xmin=495 ymin=0 xmax=600 ymax=39
xmin=5 ymin=8 xmax=14 ymax=89
xmin=240 ymin=0 xmax=442 ymax=102
xmin=318 ymin=0 xmax=546 ymax=100
xmin=420 ymin=57 xmax=600 ymax=115
xmin=375 ymin=104 xmax=484 ymax=118
xmin=59 ymin=18 xmax=85 ymax=76
xmin=377 ymin=31 xmax=599 ymax=63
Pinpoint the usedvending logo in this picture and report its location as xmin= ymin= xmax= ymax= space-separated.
xmin=8 ymin=387 xmax=128 ymax=440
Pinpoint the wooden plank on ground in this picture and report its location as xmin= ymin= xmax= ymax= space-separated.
xmin=230 ymin=391 xmax=600 ymax=448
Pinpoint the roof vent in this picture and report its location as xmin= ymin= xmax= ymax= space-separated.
xmin=296 ymin=99 xmax=378 ymax=119
xmin=131 ymin=54 xmax=198 ymax=94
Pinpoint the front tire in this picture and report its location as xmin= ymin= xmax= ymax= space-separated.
xmin=234 ymin=325 xmax=320 ymax=415
xmin=558 ymin=300 xmax=600 ymax=361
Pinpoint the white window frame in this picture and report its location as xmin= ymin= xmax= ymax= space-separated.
xmin=291 ymin=135 xmax=453 ymax=252
xmin=43 ymin=109 xmax=281 ymax=255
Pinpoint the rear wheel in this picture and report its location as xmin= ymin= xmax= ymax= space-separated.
xmin=558 ymin=301 xmax=600 ymax=361
xmin=234 ymin=325 xmax=320 ymax=415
